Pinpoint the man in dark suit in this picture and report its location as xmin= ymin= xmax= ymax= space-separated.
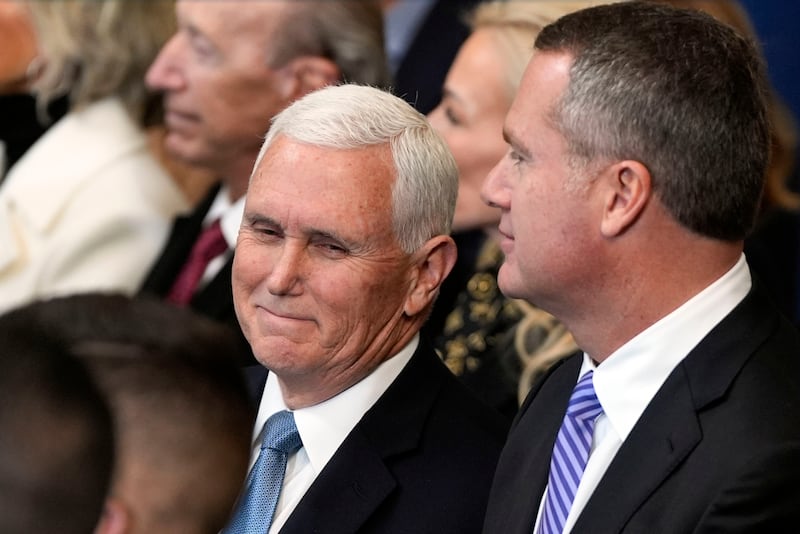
xmin=383 ymin=0 xmax=480 ymax=115
xmin=224 ymin=84 xmax=508 ymax=534
xmin=480 ymin=2 xmax=800 ymax=533
xmin=139 ymin=0 xmax=390 ymax=365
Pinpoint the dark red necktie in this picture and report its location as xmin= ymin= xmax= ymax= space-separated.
xmin=167 ymin=219 xmax=228 ymax=306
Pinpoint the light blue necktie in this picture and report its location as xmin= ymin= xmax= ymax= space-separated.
xmin=537 ymin=371 xmax=603 ymax=534
xmin=224 ymin=410 xmax=303 ymax=534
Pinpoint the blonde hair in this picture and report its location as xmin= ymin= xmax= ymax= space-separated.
xmin=28 ymin=0 xmax=175 ymax=125
xmin=469 ymin=1 xmax=614 ymax=100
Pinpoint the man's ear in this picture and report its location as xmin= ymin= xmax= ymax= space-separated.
xmin=93 ymin=497 xmax=131 ymax=534
xmin=404 ymin=235 xmax=457 ymax=317
xmin=278 ymin=56 xmax=341 ymax=100
xmin=599 ymin=160 xmax=651 ymax=237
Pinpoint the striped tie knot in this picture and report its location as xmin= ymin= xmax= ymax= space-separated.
xmin=566 ymin=372 xmax=603 ymax=424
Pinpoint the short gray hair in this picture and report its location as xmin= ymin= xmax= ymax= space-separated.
xmin=255 ymin=84 xmax=458 ymax=253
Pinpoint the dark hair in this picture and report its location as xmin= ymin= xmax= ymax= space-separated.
xmin=0 ymin=293 xmax=254 ymax=533
xmin=535 ymin=0 xmax=770 ymax=240
xmin=0 ymin=327 xmax=114 ymax=534
xmin=655 ymin=0 xmax=799 ymax=213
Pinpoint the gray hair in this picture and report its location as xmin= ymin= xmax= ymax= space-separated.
xmin=255 ymin=84 xmax=458 ymax=253
xmin=28 ymin=0 xmax=176 ymax=125
xmin=535 ymin=1 xmax=770 ymax=241
xmin=267 ymin=0 xmax=390 ymax=88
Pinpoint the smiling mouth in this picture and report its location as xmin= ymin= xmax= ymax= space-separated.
xmin=257 ymin=305 xmax=307 ymax=322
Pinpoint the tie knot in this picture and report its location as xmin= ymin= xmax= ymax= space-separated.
xmin=566 ymin=371 xmax=603 ymax=423
xmin=262 ymin=410 xmax=302 ymax=454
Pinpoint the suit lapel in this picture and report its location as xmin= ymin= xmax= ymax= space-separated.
xmin=139 ymin=184 xmax=220 ymax=295
xmin=573 ymin=369 xmax=702 ymax=532
xmin=484 ymin=354 xmax=581 ymax=534
xmin=279 ymin=428 xmax=398 ymax=534
xmin=279 ymin=340 xmax=445 ymax=534
xmin=573 ymin=283 xmax=779 ymax=532
xmin=192 ymin=256 xmax=234 ymax=317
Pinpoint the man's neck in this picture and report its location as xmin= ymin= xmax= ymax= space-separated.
xmin=566 ymin=242 xmax=743 ymax=363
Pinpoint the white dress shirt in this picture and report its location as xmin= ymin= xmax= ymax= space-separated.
xmin=194 ymin=187 xmax=242 ymax=288
xmin=251 ymin=335 xmax=418 ymax=534
xmin=533 ymin=255 xmax=752 ymax=533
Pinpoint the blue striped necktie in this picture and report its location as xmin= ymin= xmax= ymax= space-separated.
xmin=224 ymin=410 xmax=303 ymax=534
xmin=537 ymin=371 xmax=603 ymax=534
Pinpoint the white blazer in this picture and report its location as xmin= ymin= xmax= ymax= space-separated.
xmin=0 ymin=97 xmax=188 ymax=313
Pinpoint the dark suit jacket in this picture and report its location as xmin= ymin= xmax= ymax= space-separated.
xmin=483 ymin=282 xmax=800 ymax=533
xmin=392 ymin=0 xmax=480 ymax=114
xmin=246 ymin=337 xmax=510 ymax=534
xmin=745 ymin=206 xmax=800 ymax=324
xmin=139 ymin=184 xmax=254 ymax=366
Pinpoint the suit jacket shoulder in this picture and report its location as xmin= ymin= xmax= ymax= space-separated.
xmin=483 ymin=283 xmax=800 ymax=534
xmin=578 ymin=283 xmax=800 ymax=533
xmin=281 ymin=338 xmax=510 ymax=534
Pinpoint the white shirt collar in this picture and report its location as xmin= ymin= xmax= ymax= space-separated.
xmin=221 ymin=194 xmax=245 ymax=248
xmin=251 ymin=334 xmax=419 ymax=474
xmin=204 ymin=187 xmax=242 ymax=249
xmin=585 ymin=254 xmax=751 ymax=442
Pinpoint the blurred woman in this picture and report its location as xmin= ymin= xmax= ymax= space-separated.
xmin=0 ymin=0 xmax=188 ymax=314
xmin=427 ymin=1 xmax=610 ymax=415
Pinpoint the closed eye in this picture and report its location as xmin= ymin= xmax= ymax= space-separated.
xmin=444 ymin=106 xmax=462 ymax=126
xmin=186 ymin=25 xmax=217 ymax=62
xmin=244 ymin=214 xmax=283 ymax=241
xmin=313 ymin=240 xmax=348 ymax=258
xmin=258 ymin=227 xmax=282 ymax=238
xmin=509 ymin=149 xmax=525 ymax=166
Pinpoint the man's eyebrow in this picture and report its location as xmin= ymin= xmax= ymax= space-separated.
xmin=310 ymin=228 xmax=341 ymax=240
xmin=502 ymin=128 xmax=532 ymax=160
xmin=244 ymin=213 xmax=355 ymax=247
xmin=243 ymin=213 xmax=278 ymax=227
